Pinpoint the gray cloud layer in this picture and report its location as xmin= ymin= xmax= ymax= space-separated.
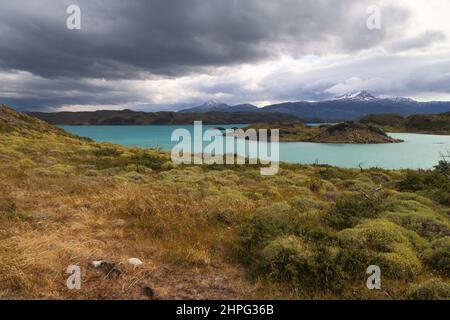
xmin=0 ymin=0 xmax=448 ymax=110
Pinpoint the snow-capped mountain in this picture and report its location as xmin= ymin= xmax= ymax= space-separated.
xmin=177 ymin=91 xmax=450 ymax=120
xmin=261 ymin=91 xmax=449 ymax=120
xmin=334 ymin=90 xmax=377 ymax=101
xmin=201 ymin=100 xmax=227 ymax=108
xmin=333 ymin=91 xmax=417 ymax=103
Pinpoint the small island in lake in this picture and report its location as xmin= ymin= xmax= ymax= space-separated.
xmin=230 ymin=121 xmax=403 ymax=144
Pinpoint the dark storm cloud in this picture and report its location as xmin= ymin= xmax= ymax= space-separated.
xmin=1 ymin=0 xmax=448 ymax=111
xmin=0 ymin=0 xmax=413 ymax=79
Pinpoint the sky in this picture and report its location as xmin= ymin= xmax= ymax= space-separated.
xmin=1 ymin=0 xmax=450 ymax=112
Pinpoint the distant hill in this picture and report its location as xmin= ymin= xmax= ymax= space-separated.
xmin=28 ymin=109 xmax=300 ymax=125
xmin=179 ymin=100 xmax=259 ymax=113
xmin=260 ymin=91 xmax=450 ymax=121
xmin=360 ymin=111 xmax=450 ymax=134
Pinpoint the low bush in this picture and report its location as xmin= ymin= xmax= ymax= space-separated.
xmin=406 ymin=278 xmax=450 ymax=300
xmin=338 ymin=220 xmax=423 ymax=279
xmin=317 ymin=166 xmax=358 ymax=180
xmin=288 ymin=196 xmax=327 ymax=211
xmin=93 ymin=147 xmax=122 ymax=157
xmin=382 ymin=198 xmax=450 ymax=240
xmin=131 ymin=153 xmax=168 ymax=170
xmin=238 ymin=203 xmax=295 ymax=264
xmin=260 ymin=235 xmax=344 ymax=293
xmin=423 ymin=237 xmax=450 ymax=276
xmin=434 ymin=156 xmax=450 ymax=173
xmin=397 ymin=169 xmax=450 ymax=205
xmin=328 ymin=196 xmax=383 ymax=229
xmin=308 ymin=179 xmax=325 ymax=193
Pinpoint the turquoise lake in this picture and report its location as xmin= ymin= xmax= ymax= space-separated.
xmin=60 ymin=125 xmax=450 ymax=170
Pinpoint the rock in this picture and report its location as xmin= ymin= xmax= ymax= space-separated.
xmin=91 ymin=260 xmax=105 ymax=268
xmin=130 ymin=175 xmax=143 ymax=181
xmin=128 ymin=258 xmax=143 ymax=266
xmin=90 ymin=260 xmax=121 ymax=277
xmin=310 ymin=122 xmax=403 ymax=144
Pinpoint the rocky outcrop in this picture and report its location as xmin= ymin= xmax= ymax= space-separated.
xmin=238 ymin=121 xmax=402 ymax=144
xmin=308 ymin=122 xmax=403 ymax=144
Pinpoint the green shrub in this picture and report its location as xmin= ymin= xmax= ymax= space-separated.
xmin=397 ymin=170 xmax=450 ymax=205
xmin=260 ymin=235 xmax=344 ymax=292
xmin=49 ymin=164 xmax=75 ymax=176
xmin=238 ymin=203 xmax=295 ymax=264
xmin=407 ymin=278 xmax=450 ymax=300
xmin=317 ymin=167 xmax=358 ymax=180
xmin=397 ymin=170 xmax=427 ymax=191
xmin=0 ymin=123 xmax=14 ymax=133
xmin=383 ymin=198 xmax=450 ymax=240
xmin=93 ymin=147 xmax=122 ymax=157
xmin=288 ymin=196 xmax=327 ymax=211
xmin=434 ymin=156 xmax=450 ymax=173
xmin=308 ymin=179 xmax=336 ymax=193
xmin=328 ymin=196 xmax=382 ymax=229
xmin=338 ymin=220 xmax=423 ymax=279
xmin=260 ymin=235 xmax=313 ymax=283
xmin=424 ymin=237 xmax=450 ymax=276
xmin=429 ymin=189 xmax=450 ymax=206
xmin=334 ymin=247 xmax=374 ymax=281
xmin=132 ymin=153 xmax=168 ymax=170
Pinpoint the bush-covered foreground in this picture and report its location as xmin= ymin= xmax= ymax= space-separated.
xmin=0 ymin=106 xmax=449 ymax=299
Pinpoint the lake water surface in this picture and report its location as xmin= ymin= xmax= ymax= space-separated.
xmin=60 ymin=125 xmax=450 ymax=170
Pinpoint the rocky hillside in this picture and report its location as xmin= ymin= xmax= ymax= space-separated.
xmin=1 ymin=105 xmax=53 ymax=133
xmin=310 ymin=122 xmax=402 ymax=144
xmin=237 ymin=121 xmax=402 ymax=143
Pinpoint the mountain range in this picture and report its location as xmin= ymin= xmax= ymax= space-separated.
xmin=22 ymin=91 xmax=450 ymax=125
xmin=179 ymin=91 xmax=450 ymax=121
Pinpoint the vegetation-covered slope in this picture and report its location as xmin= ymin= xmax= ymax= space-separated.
xmin=0 ymin=105 xmax=449 ymax=299
xmin=361 ymin=112 xmax=450 ymax=135
xmin=1 ymin=105 xmax=73 ymax=136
